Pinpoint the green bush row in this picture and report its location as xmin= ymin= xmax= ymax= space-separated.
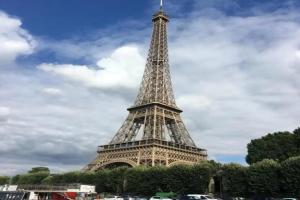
xmin=220 ymin=157 xmax=300 ymax=197
xmin=4 ymin=157 xmax=300 ymax=197
xmin=9 ymin=161 xmax=218 ymax=196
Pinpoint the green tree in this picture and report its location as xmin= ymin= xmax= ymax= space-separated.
xmin=17 ymin=172 xmax=50 ymax=184
xmin=188 ymin=162 xmax=216 ymax=193
xmin=280 ymin=156 xmax=300 ymax=196
xmin=0 ymin=176 xmax=10 ymax=185
xmin=94 ymin=170 xmax=109 ymax=193
xmin=294 ymin=128 xmax=300 ymax=151
xmin=11 ymin=175 xmax=20 ymax=184
xmin=78 ymin=172 xmax=96 ymax=185
xmin=246 ymin=131 xmax=299 ymax=164
xmin=46 ymin=174 xmax=64 ymax=184
xmin=248 ymin=159 xmax=281 ymax=197
xmin=60 ymin=171 xmax=80 ymax=183
xmin=221 ymin=163 xmax=248 ymax=197
xmin=125 ymin=167 xmax=157 ymax=195
xmin=138 ymin=166 xmax=168 ymax=195
xmin=41 ymin=175 xmax=55 ymax=184
xmin=125 ymin=167 xmax=145 ymax=195
xmin=165 ymin=165 xmax=193 ymax=194
xmin=165 ymin=162 xmax=215 ymax=195
xmin=106 ymin=167 xmax=128 ymax=194
xmin=28 ymin=167 xmax=50 ymax=174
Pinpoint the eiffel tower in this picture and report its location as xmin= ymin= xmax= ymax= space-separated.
xmin=85 ymin=2 xmax=207 ymax=171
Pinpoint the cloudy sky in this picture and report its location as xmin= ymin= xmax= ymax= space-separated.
xmin=0 ymin=0 xmax=300 ymax=175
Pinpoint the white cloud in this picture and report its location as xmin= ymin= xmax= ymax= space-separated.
xmin=0 ymin=70 xmax=129 ymax=175
xmin=0 ymin=11 xmax=36 ymax=66
xmin=1 ymin=3 xmax=300 ymax=174
xmin=168 ymin=10 xmax=300 ymax=156
xmin=177 ymin=95 xmax=212 ymax=111
xmin=38 ymin=46 xmax=145 ymax=89
xmin=0 ymin=106 xmax=11 ymax=122
xmin=42 ymin=88 xmax=63 ymax=96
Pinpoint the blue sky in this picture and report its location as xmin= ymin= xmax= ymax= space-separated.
xmin=0 ymin=0 xmax=152 ymax=39
xmin=0 ymin=0 xmax=300 ymax=175
xmin=2 ymin=0 xmax=300 ymax=39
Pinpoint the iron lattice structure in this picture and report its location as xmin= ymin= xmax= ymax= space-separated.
xmin=85 ymin=8 xmax=207 ymax=171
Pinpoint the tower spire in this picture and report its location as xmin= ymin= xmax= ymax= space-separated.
xmin=160 ymin=0 xmax=163 ymax=10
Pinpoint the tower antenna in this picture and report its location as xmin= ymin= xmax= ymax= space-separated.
xmin=160 ymin=0 xmax=163 ymax=10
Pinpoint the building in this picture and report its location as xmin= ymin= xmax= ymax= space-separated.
xmin=85 ymin=3 xmax=207 ymax=171
xmin=0 ymin=184 xmax=96 ymax=200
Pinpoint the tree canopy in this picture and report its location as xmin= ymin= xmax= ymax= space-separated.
xmin=220 ymin=163 xmax=248 ymax=197
xmin=28 ymin=167 xmax=50 ymax=174
xmin=248 ymin=159 xmax=281 ymax=197
xmin=0 ymin=176 xmax=9 ymax=185
xmin=246 ymin=128 xmax=300 ymax=164
xmin=280 ymin=156 xmax=300 ymax=196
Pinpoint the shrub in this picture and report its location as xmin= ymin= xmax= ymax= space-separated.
xmin=221 ymin=163 xmax=248 ymax=197
xmin=248 ymin=159 xmax=281 ymax=197
xmin=280 ymin=156 xmax=300 ymax=196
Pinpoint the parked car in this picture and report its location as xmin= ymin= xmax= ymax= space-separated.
xmin=135 ymin=197 xmax=148 ymax=200
xmin=187 ymin=194 xmax=218 ymax=200
xmin=231 ymin=198 xmax=245 ymax=200
xmin=122 ymin=195 xmax=148 ymax=200
xmin=150 ymin=196 xmax=173 ymax=200
xmin=179 ymin=195 xmax=201 ymax=200
xmin=104 ymin=195 xmax=124 ymax=200
xmin=123 ymin=195 xmax=136 ymax=200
